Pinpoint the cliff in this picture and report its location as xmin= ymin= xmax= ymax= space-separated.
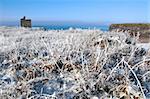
xmin=109 ymin=23 xmax=150 ymax=43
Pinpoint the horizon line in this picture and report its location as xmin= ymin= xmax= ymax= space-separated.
xmin=0 ymin=20 xmax=150 ymax=26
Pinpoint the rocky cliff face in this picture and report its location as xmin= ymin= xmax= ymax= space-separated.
xmin=109 ymin=24 xmax=150 ymax=43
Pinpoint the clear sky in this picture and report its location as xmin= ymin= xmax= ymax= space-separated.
xmin=0 ymin=0 xmax=150 ymax=25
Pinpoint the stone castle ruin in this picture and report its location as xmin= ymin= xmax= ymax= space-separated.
xmin=20 ymin=16 xmax=31 ymax=27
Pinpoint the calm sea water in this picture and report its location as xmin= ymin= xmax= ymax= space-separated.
xmin=33 ymin=25 xmax=109 ymax=31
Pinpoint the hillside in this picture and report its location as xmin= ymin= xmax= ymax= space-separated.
xmin=109 ymin=23 xmax=150 ymax=43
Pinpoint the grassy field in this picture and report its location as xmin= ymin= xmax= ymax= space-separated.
xmin=0 ymin=27 xmax=150 ymax=99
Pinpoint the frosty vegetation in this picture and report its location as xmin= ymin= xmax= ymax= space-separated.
xmin=0 ymin=26 xmax=150 ymax=99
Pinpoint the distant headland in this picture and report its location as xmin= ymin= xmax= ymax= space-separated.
xmin=109 ymin=23 xmax=150 ymax=43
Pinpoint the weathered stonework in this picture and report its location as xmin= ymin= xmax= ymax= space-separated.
xmin=20 ymin=16 xmax=31 ymax=28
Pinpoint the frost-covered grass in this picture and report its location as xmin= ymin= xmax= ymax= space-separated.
xmin=0 ymin=27 xmax=150 ymax=99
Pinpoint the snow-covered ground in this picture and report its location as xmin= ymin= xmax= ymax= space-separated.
xmin=0 ymin=27 xmax=150 ymax=99
xmin=137 ymin=43 xmax=150 ymax=51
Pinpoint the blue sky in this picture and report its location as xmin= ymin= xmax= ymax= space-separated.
xmin=0 ymin=0 xmax=150 ymax=25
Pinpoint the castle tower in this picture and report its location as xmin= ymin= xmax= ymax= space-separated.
xmin=20 ymin=16 xmax=31 ymax=27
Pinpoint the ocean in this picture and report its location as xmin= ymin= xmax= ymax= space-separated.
xmin=0 ymin=22 xmax=109 ymax=31
xmin=33 ymin=25 xmax=109 ymax=31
